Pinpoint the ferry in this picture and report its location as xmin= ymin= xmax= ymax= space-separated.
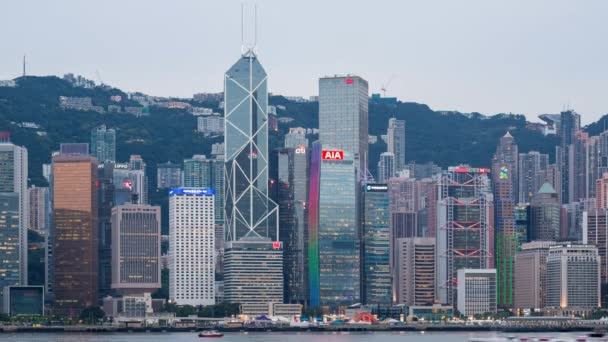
xmin=198 ymin=330 xmax=224 ymax=338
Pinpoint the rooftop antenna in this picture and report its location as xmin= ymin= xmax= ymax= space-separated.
xmin=240 ymin=3 xmax=258 ymax=55
xmin=22 ymin=54 xmax=26 ymax=77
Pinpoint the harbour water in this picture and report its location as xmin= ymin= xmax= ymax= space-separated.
xmin=0 ymin=331 xmax=592 ymax=342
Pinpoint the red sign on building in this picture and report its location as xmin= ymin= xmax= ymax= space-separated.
xmin=322 ymin=150 xmax=344 ymax=160
xmin=272 ymin=241 xmax=282 ymax=249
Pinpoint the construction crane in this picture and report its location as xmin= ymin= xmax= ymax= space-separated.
xmin=380 ymin=75 xmax=395 ymax=97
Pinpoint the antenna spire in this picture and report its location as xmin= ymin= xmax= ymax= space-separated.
xmin=22 ymin=54 xmax=26 ymax=77
xmin=240 ymin=4 xmax=258 ymax=56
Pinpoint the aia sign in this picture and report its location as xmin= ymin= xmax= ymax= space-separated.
xmin=322 ymin=150 xmax=344 ymax=160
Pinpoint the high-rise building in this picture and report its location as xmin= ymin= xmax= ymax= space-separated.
xmin=492 ymin=133 xmax=518 ymax=308
xmin=284 ymin=127 xmax=308 ymax=149
xmin=90 ymin=125 xmax=116 ymax=163
xmin=223 ymin=239 xmax=284 ymax=305
xmin=456 ymin=269 xmax=497 ymax=316
xmin=111 ymin=204 xmax=161 ymax=294
xmin=97 ymin=163 xmax=115 ymax=298
xmin=319 ymin=75 xmax=368 ymax=173
xmin=436 ymin=166 xmax=494 ymax=305
xmin=128 ymin=155 xmax=148 ymax=204
xmin=529 ymin=182 xmax=561 ymax=241
xmin=545 ymin=244 xmax=600 ymax=311
xmin=362 ymin=184 xmax=391 ymax=305
xmin=584 ymin=209 xmax=608 ymax=286
xmin=513 ymin=241 xmax=557 ymax=310
xmin=0 ymin=193 xmax=20 ymax=305
xmin=223 ymin=48 xmax=282 ymax=304
xmin=28 ymin=186 xmax=50 ymax=234
xmin=168 ymin=188 xmax=215 ymax=306
xmin=308 ymin=142 xmax=359 ymax=307
xmin=596 ymin=173 xmax=608 ymax=209
xmin=183 ymin=155 xmax=224 ymax=224
xmin=394 ymin=237 xmax=435 ymax=305
xmin=276 ymin=147 xmax=308 ymax=304
xmin=156 ymin=162 xmax=182 ymax=189
xmin=377 ymin=152 xmax=395 ymax=183
xmin=52 ymin=153 xmax=98 ymax=316
xmin=559 ymin=110 xmax=581 ymax=204
xmin=518 ymin=151 xmax=549 ymax=204
xmin=0 ymin=132 xmax=28 ymax=286
xmin=569 ymin=131 xmax=592 ymax=203
xmin=387 ymin=118 xmax=406 ymax=172
xmin=514 ymin=204 xmax=530 ymax=245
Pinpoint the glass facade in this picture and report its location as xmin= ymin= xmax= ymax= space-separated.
xmin=224 ymin=51 xmax=278 ymax=242
xmin=183 ymin=155 xmax=224 ymax=224
xmin=308 ymin=142 xmax=359 ymax=307
xmin=437 ymin=168 xmax=494 ymax=305
xmin=0 ymin=193 xmax=20 ymax=305
xmin=319 ymin=76 xmax=368 ymax=173
xmin=52 ymin=155 xmax=99 ymax=316
xmin=277 ymin=147 xmax=309 ymax=304
xmin=90 ymin=125 xmax=116 ymax=163
xmin=362 ymin=184 xmax=391 ymax=304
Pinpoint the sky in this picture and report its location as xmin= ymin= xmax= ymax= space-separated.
xmin=1 ymin=0 xmax=607 ymax=124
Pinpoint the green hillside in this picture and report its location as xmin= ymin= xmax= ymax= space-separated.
xmin=1 ymin=76 xmax=561 ymax=189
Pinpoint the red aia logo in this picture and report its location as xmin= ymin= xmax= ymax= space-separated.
xmin=345 ymin=78 xmax=354 ymax=85
xmin=272 ymin=241 xmax=281 ymax=249
xmin=322 ymin=150 xmax=344 ymax=160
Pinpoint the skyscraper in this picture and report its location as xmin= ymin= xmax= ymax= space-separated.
xmin=387 ymin=118 xmax=406 ymax=172
xmin=529 ymin=182 xmax=561 ymax=241
xmin=518 ymin=151 xmax=549 ymax=204
xmin=156 ymin=162 xmax=182 ymax=189
xmin=277 ymin=146 xmax=308 ymax=304
xmin=362 ymin=183 xmax=391 ymax=305
xmin=90 ymin=125 xmax=116 ymax=163
xmin=319 ymin=75 xmax=369 ymax=174
xmin=52 ymin=152 xmax=98 ymax=316
xmin=394 ymin=237 xmax=435 ymax=305
xmin=545 ymin=244 xmax=600 ymax=311
xmin=377 ymin=152 xmax=395 ymax=183
xmin=27 ymin=186 xmax=50 ymax=234
xmin=128 ymin=155 xmax=148 ymax=204
xmin=492 ymin=133 xmax=518 ymax=308
xmin=513 ymin=241 xmax=557 ymax=310
xmin=559 ymin=110 xmax=581 ymax=204
xmin=183 ymin=155 xmax=224 ymax=224
xmin=456 ymin=269 xmax=497 ymax=316
xmin=308 ymin=142 xmax=359 ymax=307
xmin=223 ymin=48 xmax=282 ymax=304
xmin=0 ymin=193 xmax=20 ymax=305
xmin=169 ymin=188 xmax=215 ymax=306
xmin=584 ymin=209 xmax=608 ymax=286
xmin=0 ymin=132 xmax=28 ymax=286
xmin=111 ymin=204 xmax=161 ymax=295
xmin=284 ymin=127 xmax=308 ymax=149
xmin=596 ymin=173 xmax=608 ymax=209
xmin=436 ymin=166 xmax=494 ymax=305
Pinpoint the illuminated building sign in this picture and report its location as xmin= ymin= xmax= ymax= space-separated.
xmin=345 ymin=78 xmax=354 ymax=85
xmin=366 ymin=184 xmax=388 ymax=192
xmin=322 ymin=150 xmax=344 ymax=160
xmin=499 ymin=166 xmax=509 ymax=179
xmin=272 ymin=241 xmax=282 ymax=249
xmin=451 ymin=166 xmax=491 ymax=174
xmin=169 ymin=188 xmax=216 ymax=196
xmin=122 ymin=179 xmax=133 ymax=191
xmin=295 ymin=146 xmax=306 ymax=154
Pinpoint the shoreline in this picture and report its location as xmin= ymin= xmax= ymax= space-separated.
xmin=0 ymin=325 xmax=597 ymax=334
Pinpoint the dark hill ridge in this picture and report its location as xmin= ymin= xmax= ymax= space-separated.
xmin=1 ymin=76 xmax=562 ymax=187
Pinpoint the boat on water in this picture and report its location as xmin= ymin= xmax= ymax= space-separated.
xmin=198 ymin=330 xmax=224 ymax=338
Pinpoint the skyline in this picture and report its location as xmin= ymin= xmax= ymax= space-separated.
xmin=1 ymin=0 xmax=608 ymax=124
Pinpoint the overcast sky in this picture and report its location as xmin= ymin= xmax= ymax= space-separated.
xmin=1 ymin=0 xmax=607 ymax=123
